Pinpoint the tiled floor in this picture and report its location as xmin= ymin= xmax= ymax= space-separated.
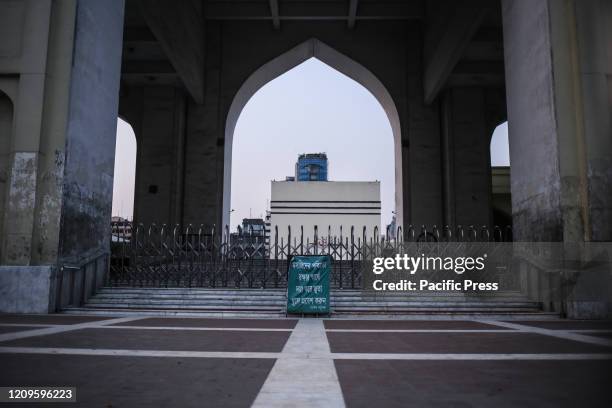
xmin=0 ymin=314 xmax=611 ymax=407
xmin=334 ymin=359 xmax=612 ymax=408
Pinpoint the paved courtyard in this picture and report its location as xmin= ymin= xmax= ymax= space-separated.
xmin=0 ymin=314 xmax=611 ymax=407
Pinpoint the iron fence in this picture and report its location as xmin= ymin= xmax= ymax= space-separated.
xmin=110 ymin=222 xmax=513 ymax=289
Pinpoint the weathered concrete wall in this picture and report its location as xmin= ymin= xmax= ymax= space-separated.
xmin=0 ymin=92 xmax=13 ymax=260
xmin=59 ymin=0 xmax=125 ymax=264
xmin=3 ymin=152 xmax=38 ymax=263
xmin=571 ymin=0 xmax=612 ymax=241
xmin=31 ymin=0 xmax=79 ymax=265
xmin=0 ymin=0 xmax=124 ymax=312
xmin=183 ymin=100 xmax=222 ymax=228
xmin=502 ymin=0 xmax=612 ymax=241
xmin=0 ymin=0 xmax=56 ymax=264
xmin=502 ymin=0 xmax=562 ymax=241
xmin=0 ymin=0 xmax=76 ymax=312
xmin=0 ymin=266 xmax=57 ymax=313
xmin=0 ymin=0 xmax=90 ymax=265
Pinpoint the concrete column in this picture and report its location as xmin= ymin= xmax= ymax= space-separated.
xmin=571 ymin=0 xmax=612 ymax=241
xmin=183 ymin=21 xmax=224 ymax=228
xmin=172 ymin=94 xmax=187 ymax=225
xmin=31 ymin=1 xmax=80 ymax=265
xmin=439 ymin=88 xmax=495 ymax=229
xmin=405 ymin=30 xmax=444 ymax=228
xmin=0 ymin=0 xmax=55 ymax=265
xmin=182 ymin=103 xmax=223 ymax=228
xmin=58 ymin=0 xmax=125 ymax=264
xmin=449 ymin=88 xmax=493 ymax=228
xmin=440 ymin=90 xmax=456 ymax=228
xmin=0 ymin=0 xmax=124 ymax=312
xmin=130 ymin=86 xmax=185 ymax=225
xmin=2 ymin=78 xmax=42 ymax=264
xmin=502 ymin=0 xmax=612 ymax=242
xmin=0 ymin=91 xmax=14 ymax=261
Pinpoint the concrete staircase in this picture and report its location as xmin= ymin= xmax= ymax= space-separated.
xmin=62 ymin=287 xmax=553 ymax=318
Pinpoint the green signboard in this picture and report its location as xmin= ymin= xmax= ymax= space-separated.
xmin=287 ymin=255 xmax=331 ymax=314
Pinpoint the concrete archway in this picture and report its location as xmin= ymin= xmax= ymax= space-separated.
xmin=223 ymin=38 xmax=403 ymax=230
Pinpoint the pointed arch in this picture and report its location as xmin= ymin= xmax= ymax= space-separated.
xmin=223 ymin=38 xmax=403 ymax=229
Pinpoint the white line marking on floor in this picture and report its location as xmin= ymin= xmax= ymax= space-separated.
xmin=0 ymin=324 xmax=60 ymax=328
xmin=252 ymin=319 xmax=346 ymax=408
xmin=570 ymin=330 xmax=612 ymax=333
xmin=0 ymin=346 xmax=610 ymax=361
xmin=330 ymin=353 xmax=612 ymax=360
xmin=477 ymin=320 xmax=612 ymax=347
xmin=0 ymin=316 xmax=147 ymax=343
xmin=325 ymin=329 xmax=514 ymax=333
xmin=0 ymin=346 xmax=280 ymax=359
xmin=93 ymin=326 xmax=292 ymax=332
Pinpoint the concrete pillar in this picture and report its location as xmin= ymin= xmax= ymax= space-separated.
xmin=571 ymin=0 xmax=612 ymax=241
xmin=0 ymin=91 xmax=13 ymax=259
xmin=0 ymin=0 xmax=64 ymax=265
xmin=447 ymin=88 xmax=493 ymax=228
xmin=57 ymin=0 xmax=125 ymax=264
xmin=502 ymin=0 xmax=612 ymax=242
xmin=183 ymin=20 xmax=225 ymax=229
xmin=172 ymin=95 xmax=187 ymax=225
xmin=0 ymin=0 xmax=125 ymax=312
xmin=440 ymin=87 xmax=503 ymax=230
xmin=405 ymin=30 xmax=444 ymax=229
xmin=182 ymin=103 xmax=223 ymax=228
xmin=440 ymin=91 xmax=456 ymax=228
xmin=125 ymin=86 xmax=187 ymax=226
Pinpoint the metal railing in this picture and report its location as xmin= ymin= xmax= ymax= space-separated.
xmin=56 ymin=251 xmax=110 ymax=311
xmin=110 ymin=222 xmax=512 ymax=289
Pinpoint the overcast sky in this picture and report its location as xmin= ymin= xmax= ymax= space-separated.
xmin=112 ymin=118 xmax=137 ymax=220
xmin=113 ymin=58 xmax=510 ymax=227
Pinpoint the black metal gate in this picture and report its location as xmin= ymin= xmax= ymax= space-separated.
xmin=110 ymin=222 xmax=512 ymax=289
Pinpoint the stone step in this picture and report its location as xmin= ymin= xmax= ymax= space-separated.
xmin=92 ymin=294 xmax=287 ymax=301
xmin=97 ymin=287 xmax=527 ymax=298
xmin=62 ymin=307 xmax=287 ymax=318
xmin=85 ymin=298 xmax=539 ymax=308
xmin=79 ymin=287 xmax=544 ymax=315
xmin=82 ymin=301 xmax=539 ymax=310
xmin=332 ymin=307 xmax=542 ymax=313
xmin=75 ymin=304 xmax=541 ymax=314
xmin=81 ymin=303 xmax=284 ymax=311
xmin=62 ymin=307 xmax=559 ymax=319
xmin=90 ymin=293 xmax=533 ymax=302
xmin=96 ymin=287 xmax=525 ymax=294
xmin=97 ymin=288 xmax=287 ymax=295
xmin=98 ymin=286 xmax=287 ymax=291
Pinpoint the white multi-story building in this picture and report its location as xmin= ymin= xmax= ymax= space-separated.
xmin=269 ymin=181 xmax=381 ymax=251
